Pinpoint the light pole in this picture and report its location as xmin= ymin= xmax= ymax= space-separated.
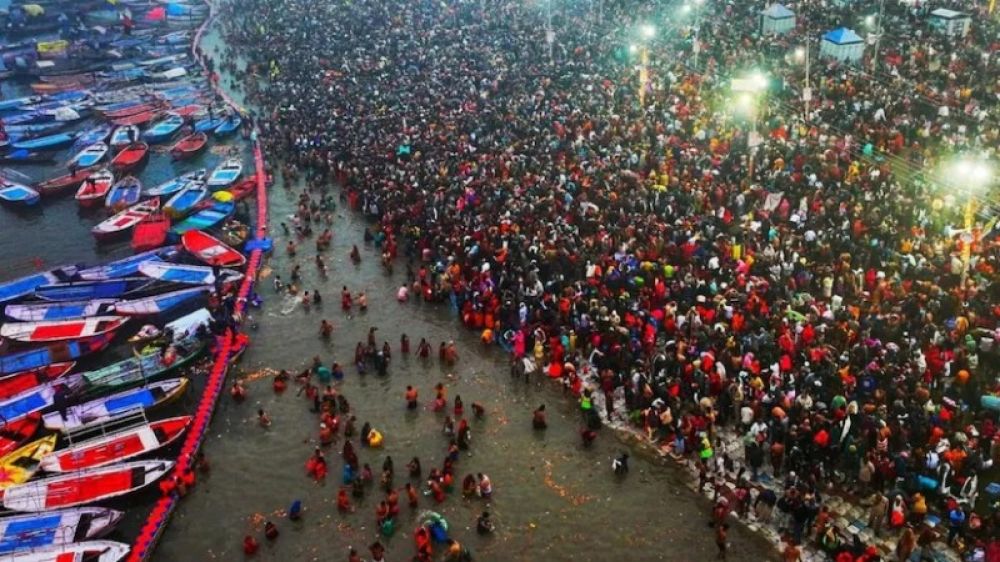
xmin=546 ymin=0 xmax=554 ymax=64
xmin=943 ymin=157 xmax=993 ymax=284
xmin=634 ymin=24 xmax=656 ymax=106
xmin=794 ymin=41 xmax=810 ymax=121
xmin=868 ymin=0 xmax=886 ymax=71
xmin=732 ymin=71 xmax=769 ymax=182
xmin=688 ymin=0 xmax=705 ymax=68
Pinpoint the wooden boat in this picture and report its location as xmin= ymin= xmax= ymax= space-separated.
xmin=227 ymin=176 xmax=257 ymax=201
xmin=42 ymin=379 xmax=188 ymax=431
xmin=142 ymin=113 xmax=184 ymax=144
xmin=109 ymin=142 xmax=149 ymax=173
xmin=0 ymin=335 xmax=113 ymax=377
xmin=163 ymin=181 xmax=207 ymax=217
xmin=5 ymin=540 xmax=130 ymax=562
xmin=0 ymin=363 xmax=74 ymax=401
xmin=5 ymin=300 xmax=116 ymax=322
xmin=109 ymin=109 xmax=161 ymax=127
xmin=66 ymin=339 xmax=203 ymax=395
xmin=0 ymin=508 xmax=123 ymax=555
xmin=67 ymin=142 xmax=108 ymax=169
xmin=146 ymin=169 xmax=206 ymax=197
xmin=35 ymin=169 xmax=95 ymax=198
xmin=213 ymin=114 xmax=242 ymax=137
xmin=0 ymin=266 xmax=79 ymax=305
xmin=41 ymin=417 xmax=190 ymax=473
xmin=169 ymin=104 xmax=203 ymax=119
xmin=102 ymin=101 xmax=162 ymax=119
xmin=0 ymin=384 xmax=58 ymax=425
xmin=91 ymin=198 xmax=161 ymax=241
xmin=2 ymin=460 xmax=173 ymax=511
xmin=206 ymin=158 xmax=242 ymax=189
xmin=104 ymin=176 xmax=142 ymax=210
xmin=0 ymin=415 xmax=41 ymax=459
xmin=192 ymin=115 xmax=225 ymax=133
xmin=131 ymin=215 xmax=171 ymax=252
xmin=0 ymin=435 xmax=57 ymax=490
xmin=72 ymin=124 xmax=113 ymax=149
xmin=0 ymin=316 xmax=127 ymax=344
xmin=35 ymin=278 xmax=153 ymax=302
xmin=0 ymin=181 xmax=40 ymax=206
xmin=182 ymin=230 xmax=246 ymax=268
xmin=11 ymin=133 xmax=76 ymax=152
xmin=113 ymin=287 xmax=210 ymax=316
xmin=73 ymin=169 xmax=114 ymax=208
xmin=77 ymin=246 xmax=177 ymax=281
xmin=0 ymin=150 xmax=57 ymax=165
xmin=108 ymin=125 xmax=140 ymax=150
xmin=169 ymin=132 xmax=207 ymax=160
xmin=138 ymin=262 xmax=216 ymax=285
xmin=169 ymin=201 xmax=234 ymax=236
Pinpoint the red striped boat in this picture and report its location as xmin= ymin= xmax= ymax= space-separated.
xmin=0 ymin=316 xmax=127 ymax=343
xmin=102 ymin=102 xmax=164 ymax=120
xmin=169 ymin=132 xmax=207 ymax=160
xmin=35 ymin=168 xmax=96 ymax=198
xmin=181 ymin=230 xmax=246 ymax=268
xmin=0 ymin=363 xmax=74 ymax=401
xmin=1 ymin=460 xmax=174 ymax=512
xmin=110 ymin=110 xmax=161 ymax=127
xmin=41 ymin=416 xmax=190 ymax=472
xmin=73 ymin=169 xmax=114 ymax=208
xmin=92 ymin=198 xmax=161 ymax=241
xmin=131 ymin=213 xmax=171 ymax=251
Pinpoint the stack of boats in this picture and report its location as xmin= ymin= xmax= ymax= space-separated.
xmin=0 ymin=237 xmax=253 ymax=560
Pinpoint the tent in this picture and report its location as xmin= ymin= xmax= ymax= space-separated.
xmin=819 ymin=27 xmax=864 ymax=63
xmin=929 ymin=8 xmax=970 ymax=37
xmin=760 ymin=4 xmax=795 ymax=34
xmin=145 ymin=6 xmax=165 ymax=21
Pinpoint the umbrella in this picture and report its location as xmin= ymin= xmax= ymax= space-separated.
xmin=145 ymin=7 xmax=166 ymax=20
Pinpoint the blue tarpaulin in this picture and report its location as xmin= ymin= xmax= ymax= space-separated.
xmin=166 ymin=3 xmax=195 ymax=16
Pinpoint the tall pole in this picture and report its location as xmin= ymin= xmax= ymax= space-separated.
xmin=803 ymin=40 xmax=810 ymax=121
xmin=547 ymin=0 xmax=554 ymax=64
xmin=692 ymin=8 xmax=701 ymax=68
xmin=961 ymin=198 xmax=976 ymax=285
xmin=872 ymin=0 xmax=886 ymax=71
xmin=639 ymin=46 xmax=649 ymax=106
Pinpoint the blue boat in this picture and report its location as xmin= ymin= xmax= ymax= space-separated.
xmin=68 ymin=143 xmax=109 ymax=169
xmin=5 ymin=299 xmax=117 ymax=321
xmin=1 ymin=112 xmax=51 ymax=127
xmin=96 ymin=99 xmax=149 ymax=114
xmin=113 ymin=286 xmax=211 ymax=315
xmin=142 ymin=113 xmax=185 ymax=144
xmin=11 ymin=133 xmax=77 ymax=152
xmin=104 ymin=176 xmax=142 ymax=209
xmin=3 ymin=122 xmax=66 ymax=137
xmin=0 ymin=384 xmax=56 ymax=424
xmin=0 ymin=96 xmax=40 ymax=112
xmin=0 ymin=333 xmax=114 ymax=376
xmin=206 ymin=158 xmax=242 ymax=189
xmin=146 ymin=169 xmax=206 ymax=197
xmin=77 ymin=246 xmax=179 ymax=281
xmin=192 ymin=115 xmax=226 ymax=133
xmin=43 ymin=91 xmax=91 ymax=104
xmin=35 ymin=277 xmax=154 ymax=302
xmin=0 ymin=508 xmax=123 ymax=555
xmin=0 ymin=266 xmax=78 ymax=305
xmin=0 ymin=181 xmax=40 ymax=206
xmin=213 ymin=115 xmax=242 ymax=137
xmin=169 ymin=201 xmax=234 ymax=236
xmin=72 ymin=124 xmax=113 ymax=148
xmin=163 ymin=181 xmax=208 ymax=217
xmin=138 ymin=262 xmax=218 ymax=285
xmin=0 ymin=149 xmax=55 ymax=164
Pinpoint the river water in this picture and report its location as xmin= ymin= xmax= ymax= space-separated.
xmin=0 ymin=17 xmax=778 ymax=562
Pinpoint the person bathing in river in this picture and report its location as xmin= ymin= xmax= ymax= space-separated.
xmin=405 ymin=386 xmax=418 ymax=409
xmin=320 ymin=319 xmax=333 ymax=339
xmin=349 ymin=245 xmax=360 ymax=263
xmin=357 ymin=291 xmax=367 ymax=310
xmin=533 ymin=404 xmax=547 ymax=430
xmin=400 ymin=333 xmax=410 ymax=353
xmin=407 ymin=457 xmax=421 ymax=479
xmin=416 ymin=338 xmax=431 ymax=358
xmin=340 ymin=287 xmax=352 ymax=310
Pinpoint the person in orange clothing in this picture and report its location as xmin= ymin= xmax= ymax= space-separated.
xmin=337 ymin=488 xmax=353 ymax=512
xmin=405 ymin=385 xmax=419 ymax=409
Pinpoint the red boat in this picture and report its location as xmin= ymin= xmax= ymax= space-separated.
xmin=170 ymin=104 xmax=204 ymax=119
xmin=227 ymin=176 xmax=257 ymax=200
xmin=181 ymin=230 xmax=247 ymax=267
xmin=0 ymin=316 xmax=128 ymax=344
xmin=131 ymin=213 xmax=171 ymax=251
xmin=0 ymin=414 xmax=41 ymax=458
xmin=0 ymin=363 xmax=74 ymax=402
xmin=110 ymin=142 xmax=149 ymax=173
xmin=73 ymin=169 xmax=115 ymax=208
xmin=1 ymin=460 xmax=174 ymax=511
xmin=102 ymin=102 xmax=164 ymax=120
xmin=35 ymin=168 xmax=96 ymax=198
xmin=110 ymin=110 xmax=161 ymax=127
xmin=92 ymin=197 xmax=160 ymax=241
xmin=169 ymin=132 xmax=208 ymax=160
xmin=40 ymin=416 xmax=191 ymax=472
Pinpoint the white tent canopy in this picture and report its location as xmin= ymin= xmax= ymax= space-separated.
xmin=819 ymin=27 xmax=864 ymax=63
xmin=760 ymin=3 xmax=795 ymax=34
xmin=929 ymin=8 xmax=971 ymax=37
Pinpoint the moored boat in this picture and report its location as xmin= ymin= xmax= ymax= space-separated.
xmin=138 ymin=262 xmax=219 ymax=285
xmin=73 ymin=169 xmax=114 ymax=208
xmin=41 ymin=416 xmax=190 ymax=472
xmin=169 ymin=200 xmax=235 ymax=236
xmin=11 ymin=132 xmax=76 ymax=152
xmin=145 ymin=169 xmax=206 ymax=197
xmin=35 ymin=169 xmax=95 ymax=197
xmin=109 ymin=142 xmax=149 ymax=173
xmin=142 ymin=112 xmax=185 ymax=144
xmin=206 ymin=157 xmax=242 ymax=189
xmin=0 ymin=435 xmax=57 ymax=490
xmin=181 ymin=230 xmax=247 ymax=267
xmin=213 ymin=114 xmax=242 ymax=137
xmin=104 ymin=176 xmax=142 ymax=210
xmin=163 ymin=181 xmax=208 ymax=217
xmin=2 ymin=461 xmax=173 ymax=511
xmin=0 ymin=508 xmax=124 ymax=555
xmin=110 ymin=110 xmax=160 ymax=127
xmin=35 ymin=277 xmax=154 ymax=302
xmin=113 ymin=286 xmax=210 ymax=316
xmin=0 ymin=316 xmax=127 ymax=344
xmin=0 ymin=334 xmax=114 ymax=376
xmin=169 ymin=131 xmax=207 ymax=160
xmin=131 ymin=214 xmax=171 ymax=252
xmin=0 ymin=180 xmax=41 ymax=206
xmin=91 ymin=198 xmax=161 ymax=241
xmin=0 ymin=363 xmax=74 ymax=401
xmin=4 ymin=300 xmax=116 ymax=322
xmin=0 ymin=384 xmax=58 ymax=426
xmin=67 ymin=142 xmax=108 ymax=169
xmin=77 ymin=246 xmax=177 ymax=281
xmin=0 ymin=415 xmax=41 ymax=458
xmin=108 ymin=125 xmax=140 ymax=150
xmin=4 ymin=540 xmax=130 ymax=562
xmin=0 ymin=266 xmax=79 ymax=305
xmin=42 ymin=378 xmax=189 ymax=431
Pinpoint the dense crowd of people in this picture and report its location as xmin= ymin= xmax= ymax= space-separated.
xmin=210 ymin=0 xmax=1000 ymax=558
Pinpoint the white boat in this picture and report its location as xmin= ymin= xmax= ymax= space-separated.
xmin=0 ymin=508 xmax=123 ymax=555
xmin=42 ymin=378 xmax=188 ymax=431
xmin=41 ymin=416 xmax=191 ymax=472
xmin=0 ymin=316 xmax=127 ymax=343
xmin=2 ymin=461 xmax=173 ymax=512
xmin=4 ymin=299 xmax=117 ymax=322
xmin=68 ymin=142 xmax=109 ymax=169
xmin=206 ymin=157 xmax=242 ymax=189
xmin=5 ymin=540 xmax=130 ymax=561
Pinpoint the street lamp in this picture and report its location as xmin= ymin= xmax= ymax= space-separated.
xmin=732 ymin=72 xmax=769 ymax=181
xmin=942 ymin=156 xmax=994 ymax=284
xmin=634 ymin=24 xmax=655 ymax=106
xmin=794 ymin=40 xmax=811 ymax=121
xmin=688 ymin=0 xmax=705 ymax=68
